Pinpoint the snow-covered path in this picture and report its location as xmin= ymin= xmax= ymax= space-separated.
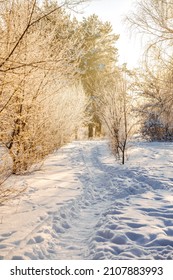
xmin=1 ymin=140 xmax=173 ymax=260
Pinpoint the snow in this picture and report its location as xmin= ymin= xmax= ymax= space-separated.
xmin=0 ymin=140 xmax=173 ymax=260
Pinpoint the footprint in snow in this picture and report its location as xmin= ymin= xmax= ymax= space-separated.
xmin=0 ymin=244 xmax=7 ymax=249
xmin=27 ymin=236 xmax=44 ymax=244
xmin=34 ymin=236 xmax=44 ymax=243
xmin=126 ymin=232 xmax=145 ymax=242
xmin=164 ymin=220 xmax=173 ymax=227
xmin=164 ymin=228 xmax=173 ymax=236
xmin=126 ymin=222 xmax=146 ymax=229
xmin=1 ymin=231 xmax=16 ymax=238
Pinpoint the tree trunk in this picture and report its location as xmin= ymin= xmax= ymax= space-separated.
xmin=95 ymin=122 xmax=102 ymax=137
xmin=88 ymin=123 xmax=94 ymax=139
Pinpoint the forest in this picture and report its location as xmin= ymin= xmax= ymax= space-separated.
xmin=0 ymin=0 xmax=172 ymax=176
xmin=0 ymin=0 xmax=173 ymax=261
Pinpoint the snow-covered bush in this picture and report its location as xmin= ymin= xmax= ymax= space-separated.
xmin=141 ymin=113 xmax=173 ymax=141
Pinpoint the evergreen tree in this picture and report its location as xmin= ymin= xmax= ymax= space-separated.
xmin=77 ymin=15 xmax=119 ymax=137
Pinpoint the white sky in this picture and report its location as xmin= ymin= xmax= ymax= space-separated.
xmin=75 ymin=0 xmax=144 ymax=69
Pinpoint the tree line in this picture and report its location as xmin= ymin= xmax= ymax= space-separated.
xmin=0 ymin=0 xmax=88 ymax=175
xmin=126 ymin=0 xmax=173 ymax=142
xmin=0 ymin=0 xmax=132 ymax=177
xmin=1 ymin=0 xmax=172 ymax=182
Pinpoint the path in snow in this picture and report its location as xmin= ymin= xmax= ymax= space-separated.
xmin=0 ymin=140 xmax=173 ymax=259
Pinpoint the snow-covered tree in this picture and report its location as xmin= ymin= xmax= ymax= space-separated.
xmin=94 ymin=67 xmax=135 ymax=164
xmin=126 ymin=0 xmax=173 ymax=142
xmin=0 ymin=0 xmax=88 ymax=174
xmin=76 ymin=15 xmax=119 ymax=137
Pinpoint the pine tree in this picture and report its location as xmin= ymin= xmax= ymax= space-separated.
xmin=77 ymin=15 xmax=119 ymax=137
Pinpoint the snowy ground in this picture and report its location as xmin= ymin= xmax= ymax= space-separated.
xmin=0 ymin=140 xmax=173 ymax=260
